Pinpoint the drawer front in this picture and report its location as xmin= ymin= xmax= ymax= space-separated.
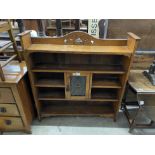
xmin=0 ymin=104 xmax=19 ymax=116
xmin=0 ymin=88 xmax=15 ymax=103
xmin=0 ymin=117 xmax=23 ymax=130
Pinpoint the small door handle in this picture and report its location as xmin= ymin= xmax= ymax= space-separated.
xmin=0 ymin=107 xmax=7 ymax=113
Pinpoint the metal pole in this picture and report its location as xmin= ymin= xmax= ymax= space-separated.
xmin=56 ymin=19 xmax=62 ymax=36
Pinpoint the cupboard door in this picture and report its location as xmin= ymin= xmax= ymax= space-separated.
xmin=65 ymin=72 xmax=90 ymax=99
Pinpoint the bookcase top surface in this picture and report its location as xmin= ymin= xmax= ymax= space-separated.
xmin=26 ymin=44 xmax=132 ymax=55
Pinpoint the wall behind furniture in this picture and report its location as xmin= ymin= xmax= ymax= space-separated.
xmin=107 ymin=19 xmax=155 ymax=69
xmin=107 ymin=19 xmax=155 ymax=50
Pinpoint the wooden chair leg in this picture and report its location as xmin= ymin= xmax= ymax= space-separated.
xmin=7 ymin=20 xmax=21 ymax=62
xmin=129 ymin=109 xmax=140 ymax=132
xmin=0 ymin=65 xmax=5 ymax=81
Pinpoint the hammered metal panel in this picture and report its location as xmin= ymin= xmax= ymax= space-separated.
xmin=70 ymin=76 xmax=86 ymax=96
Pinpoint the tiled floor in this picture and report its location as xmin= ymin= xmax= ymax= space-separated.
xmin=2 ymin=110 xmax=155 ymax=135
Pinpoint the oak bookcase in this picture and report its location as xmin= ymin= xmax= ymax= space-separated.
xmin=19 ymin=31 xmax=140 ymax=121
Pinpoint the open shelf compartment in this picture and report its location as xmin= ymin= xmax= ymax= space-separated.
xmin=91 ymin=88 xmax=118 ymax=100
xmin=40 ymin=101 xmax=115 ymax=117
xmin=34 ymin=72 xmax=64 ymax=87
xmin=30 ymin=53 xmax=126 ymax=74
xmin=92 ymin=73 xmax=122 ymax=88
xmin=38 ymin=87 xmax=65 ymax=100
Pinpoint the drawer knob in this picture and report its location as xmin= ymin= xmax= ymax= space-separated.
xmin=5 ymin=120 xmax=12 ymax=125
xmin=0 ymin=107 xmax=6 ymax=113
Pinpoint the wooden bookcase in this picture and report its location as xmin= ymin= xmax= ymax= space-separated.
xmin=19 ymin=31 xmax=140 ymax=121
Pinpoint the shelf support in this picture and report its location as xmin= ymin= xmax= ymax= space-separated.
xmin=127 ymin=32 xmax=141 ymax=52
xmin=18 ymin=30 xmax=32 ymax=50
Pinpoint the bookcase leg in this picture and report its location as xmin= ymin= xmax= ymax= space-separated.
xmin=24 ymin=129 xmax=32 ymax=134
xmin=24 ymin=126 xmax=32 ymax=134
xmin=38 ymin=115 xmax=42 ymax=122
xmin=113 ymin=114 xmax=117 ymax=122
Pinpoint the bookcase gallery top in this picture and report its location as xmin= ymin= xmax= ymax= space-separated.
xmin=19 ymin=31 xmax=140 ymax=55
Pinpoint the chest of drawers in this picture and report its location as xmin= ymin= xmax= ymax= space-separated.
xmin=0 ymin=61 xmax=33 ymax=133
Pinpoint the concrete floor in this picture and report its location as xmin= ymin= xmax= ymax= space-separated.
xmin=1 ymin=110 xmax=155 ymax=135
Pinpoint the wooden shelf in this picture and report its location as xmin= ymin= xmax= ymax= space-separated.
xmin=35 ymin=79 xmax=65 ymax=87
xmin=38 ymin=92 xmax=65 ymax=100
xmin=38 ymin=88 xmax=118 ymax=102
xmin=41 ymin=103 xmax=114 ymax=117
xmin=91 ymin=89 xmax=117 ymax=100
xmin=27 ymin=44 xmax=132 ymax=55
xmin=32 ymin=64 xmax=125 ymax=74
xmin=38 ymin=98 xmax=118 ymax=102
xmin=92 ymin=79 xmax=122 ymax=88
xmin=38 ymin=88 xmax=65 ymax=100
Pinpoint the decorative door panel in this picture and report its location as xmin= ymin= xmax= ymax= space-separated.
xmin=70 ymin=76 xmax=86 ymax=96
xmin=65 ymin=72 xmax=90 ymax=99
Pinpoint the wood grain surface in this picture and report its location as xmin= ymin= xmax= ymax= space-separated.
xmin=107 ymin=19 xmax=155 ymax=50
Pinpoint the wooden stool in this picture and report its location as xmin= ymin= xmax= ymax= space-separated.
xmin=122 ymin=70 xmax=155 ymax=133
